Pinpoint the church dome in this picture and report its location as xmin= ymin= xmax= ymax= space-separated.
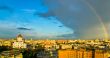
xmin=17 ymin=34 xmax=23 ymax=38
xmin=16 ymin=34 xmax=24 ymax=42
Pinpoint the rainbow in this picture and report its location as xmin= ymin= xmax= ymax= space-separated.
xmin=83 ymin=0 xmax=109 ymax=40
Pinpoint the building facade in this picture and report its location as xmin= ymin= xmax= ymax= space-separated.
xmin=13 ymin=34 xmax=27 ymax=48
xmin=58 ymin=49 xmax=110 ymax=58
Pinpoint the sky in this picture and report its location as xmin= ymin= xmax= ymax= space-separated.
xmin=0 ymin=0 xmax=110 ymax=39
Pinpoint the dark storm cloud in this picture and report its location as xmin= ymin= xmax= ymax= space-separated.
xmin=17 ymin=27 xmax=31 ymax=30
xmin=86 ymin=0 xmax=110 ymax=23
xmin=42 ymin=0 xmax=110 ymax=39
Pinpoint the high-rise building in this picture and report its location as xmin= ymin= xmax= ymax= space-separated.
xmin=58 ymin=50 xmax=77 ymax=58
xmin=58 ymin=49 xmax=110 ymax=58
xmin=95 ymin=50 xmax=109 ymax=58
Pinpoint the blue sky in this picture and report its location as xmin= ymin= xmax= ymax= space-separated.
xmin=0 ymin=0 xmax=110 ymax=39
xmin=0 ymin=0 xmax=74 ymax=39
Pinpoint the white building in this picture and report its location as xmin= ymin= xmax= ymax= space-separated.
xmin=13 ymin=34 xmax=27 ymax=48
xmin=61 ymin=44 xmax=72 ymax=49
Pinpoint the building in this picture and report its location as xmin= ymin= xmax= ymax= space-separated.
xmin=0 ymin=50 xmax=23 ymax=58
xmin=58 ymin=49 xmax=110 ymax=58
xmin=60 ymin=44 xmax=72 ymax=49
xmin=2 ymin=40 xmax=11 ymax=46
xmin=95 ymin=50 xmax=109 ymax=58
xmin=13 ymin=34 xmax=27 ymax=48
xmin=58 ymin=49 xmax=93 ymax=58
xmin=58 ymin=49 xmax=78 ymax=58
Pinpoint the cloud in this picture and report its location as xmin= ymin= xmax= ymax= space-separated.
xmin=0 ymin=5 xmax=13 ymax=19
xmin=42 ymin=0 xmax=110 ymax=39
xmin=0 ymin=5 xmax=13 ymax=12
xmin=58 ymin=26 xmax=63 ymax=27
xmin=56 ymin=33 xmax=76 ymax=39
xmin=17 ymin=27 xmax=31 ymax=30
xmin=34 ymin=11 xmax=55 ymax=17
xmin=21 ymin=9 xmax=36 ymax=13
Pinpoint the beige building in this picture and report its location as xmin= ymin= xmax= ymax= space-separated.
xmin=2 ymin=40 xmax=11 ymax=46
xmin=13 ymin=34 xmax=27 ymax=48
xmin=61 ymin=44 xmax=72 ymax=49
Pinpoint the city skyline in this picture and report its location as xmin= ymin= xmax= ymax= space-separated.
xmin=0 ymin=0 xmax=110 ymax=39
